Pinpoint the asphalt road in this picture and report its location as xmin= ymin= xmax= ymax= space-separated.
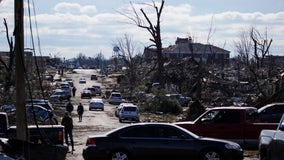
xmin=64 ymin=69 xmax=259 ymax=160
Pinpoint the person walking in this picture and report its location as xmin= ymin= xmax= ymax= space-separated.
xmin=66 ymin=101 xmax=74 ymax=114
xmin=72 ymin=86 xmax=76 ymax=97
xmin=61 ymin=111 xmax=75 ymax=153
xmin=77 ymin=103 xmax=84 ymax=122
xmin=43 ymin=111 xmax=58 ymax=125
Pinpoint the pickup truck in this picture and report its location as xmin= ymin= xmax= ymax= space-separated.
xmin=174 ymin=106 xmax=278 ymax=149
xmin=0 ymin=112 xmax=64 ymax=145
xmin=259 ymin=114 xmax=284 ymax=160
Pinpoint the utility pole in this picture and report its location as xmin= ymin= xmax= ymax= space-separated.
xmin=15 ymin=0 xmax=28 ymax=141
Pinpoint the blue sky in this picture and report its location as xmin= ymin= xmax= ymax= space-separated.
xmin=0 ymin=0 xmax=284 ymax=59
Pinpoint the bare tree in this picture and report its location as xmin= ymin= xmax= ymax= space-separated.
xmin=235 ymin=27 xmax=273 ymax=99
xmin=0 ymin=18 xmax=15 ymax=103
xmin=250 ymin=27 xmax=273 ymax=68
xmin=94 ymin=52 xmax=105 ymax=72
xmin=121 ymin=0 xmax=165 ymax=85
xmin=235 ymin=29 xmax=251 ymax=66
xmin=115 ymin=34 xmax=142 ymax=89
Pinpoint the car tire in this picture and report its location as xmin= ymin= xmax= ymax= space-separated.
xmin=199 ymin=150 xmax=221 ymax=160
xmin=109 ymin=151 xmax=129 ymax=160
xmin=119 ymin=119 xmax=122 ymax=123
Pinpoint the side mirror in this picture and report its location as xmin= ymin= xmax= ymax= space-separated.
xmin=278 ymin=123 xmax=284 ymax=131
xmin=278 ymin=114 xmax=284 ymax=131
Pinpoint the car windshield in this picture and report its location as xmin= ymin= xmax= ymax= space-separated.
xmin=53 ymin=92 xmax=64 ymax=95
xmin=111 ymin=94 xmax=121 ymax=98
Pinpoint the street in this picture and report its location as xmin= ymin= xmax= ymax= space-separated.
xmin=64 ymin=69 xmax=125 ymax=160
xmin=64 ymin=69 xmax=259 ymax=160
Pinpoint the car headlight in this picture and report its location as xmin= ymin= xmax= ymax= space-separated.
xmin=225 ymin=143 xmax=242 ymax=150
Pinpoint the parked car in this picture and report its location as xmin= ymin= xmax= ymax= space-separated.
xmin=0 ymin=113 xmax=65 ymax=146
xmin=63 ymin=77 xmax=74 ymax=87
xmin=79 ymin=77 xmax=86 ymax=84
xmin=108 ymin=92 xmax=123 ymax=104
xmin=0 ymin=104 xmax=15 ymax=113
xmin=258 ymin=103 xmax=284 ymax=123
xmin=82 ymin=123 xmax=243 ymax=160
xmin=174 ymin=106 xmax=278 ymax=149
xmin=90 ymin=74 xmax=98 ymax=80
xmin=115 ymin=103 xmax=134 ymax=117
xmin=166 ymin=93 xmax=193 ymax=106
xmin=92 ymin=85 xmax=102 ymax=96
xmin=25 ymin=99 xmax=54 ymax=111
xmin=26 ymin=105 xmax=52 ymax=124
xmin=89 ymin=98 xmax=104 ymax=111
xmin=259 ymin=114 xmax=284 ymax=160
xmin=49 ymin=89 xmax=70 ymax=102
xmin=81 ymin=89 xmax=92 ymax=99
xmin=59 ymin=82 xmax=72 ymax=98
xmin=85 ymin=87 xmax=96 ymax=97
xmin=0 ymin=138 xmax=15 ymax=160
xmin=118 ymin=104 xmax=140 ymax=122
xmin=0 ymin=104 xmax=51 ymax=123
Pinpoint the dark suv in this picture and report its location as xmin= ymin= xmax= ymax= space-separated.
xmin=258 ymin=103 xmax=284 ymax=123
xmin=91 ymin=75 xmax=98 ymax=80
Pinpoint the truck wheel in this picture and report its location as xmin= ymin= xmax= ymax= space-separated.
xmin=199 ymin=150 xmax=221 ymax=160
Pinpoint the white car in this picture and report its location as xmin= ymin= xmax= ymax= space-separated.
xmin=59 ymin=82 xmax=72 ymax=98
xmin=118 ymin=105 xmax=140 ymax=123
xmin=79 ymin=77 xmax=86 ymax=84
xmin=108 ymin=92 xmax=123 ymax=105
xmin=115 ymin=103 xmax=134 ymax=117
xmin=89 ymin=98 xmax=104 ymax=111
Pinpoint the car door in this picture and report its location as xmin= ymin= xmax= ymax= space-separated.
xmin=119 ymin=125 xmax=198 ymax=160
xmin=153 ymin=125 xmax=198 ymax=160
xmin=119 ymin=126 xmax=160 ymax=160
xmin=195 ymin=109 xmax=243 ymax=139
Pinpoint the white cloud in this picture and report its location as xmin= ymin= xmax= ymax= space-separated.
xmin=1 ymin=0 xmax=283 ymax=59
xmin=54 ymin=2 xmax=97 ymax=15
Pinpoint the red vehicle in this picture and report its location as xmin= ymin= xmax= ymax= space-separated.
xmin=174 ymin=106 xmax=278 ymax=149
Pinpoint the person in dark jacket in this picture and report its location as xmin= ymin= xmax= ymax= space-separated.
xmin=61 ymin=111 xmax=74 ymax=153
xmin=72 ymin=86 xmax=76 ymax=97
xmin=66 ymin=101 xmax=74 ymax=114
xmin=77 ymin=103 xmax=84 ymax=122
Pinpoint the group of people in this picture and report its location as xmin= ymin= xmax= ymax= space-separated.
xmin=43 ymin=86 xmax=84 ymax=154
xmin=42 ymin=83 xmax=84 ymax=153
xmin=63 ymin=101 xmax=84 ymax=153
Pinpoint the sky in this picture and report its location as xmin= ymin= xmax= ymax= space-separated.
xmin=0 ymin=0 xmax=284 ymax=60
